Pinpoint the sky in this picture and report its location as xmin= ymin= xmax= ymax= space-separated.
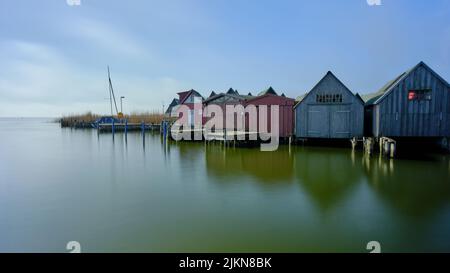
xmin=0 ymin=0 xmax=449 ymax=117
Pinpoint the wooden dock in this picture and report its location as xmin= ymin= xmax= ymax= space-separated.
xmin=169 ymin=128 xmax=260 ymax=142
xmin=98 ymin=123 xmax=161 ymax=133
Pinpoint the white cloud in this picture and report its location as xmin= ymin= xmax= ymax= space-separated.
xmin=0 ymin=40 xmax=184 ymax=117
xmin=70 ymin=18 xmax=149 ymax=58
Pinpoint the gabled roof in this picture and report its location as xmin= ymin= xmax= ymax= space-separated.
xmin=246 ymin=92 xmax=294 ymax=103
xmin=177 ymin=89 xmax=204 ymax=104
xmin=294 ymin=71 xmax=361 ymax=109
xmin=208 ymin=91 xmax=217 ymax=98
xmin=247 ymin=92 xmax=253 ymax=96
xmin=165 ymin=98 xmax=180 ymax=114
xmin=365 ymin=61 xmax=450 ymax=105
xmin=203 ymin=92 xmax=247 ymax=104
xmin=258 ymin=86 xmax=278 ymax=96
xmin=168 ymin=98 xmax=179 ymax=107
xmin=281 ymin=93 xmax=286 ymax=97
xmin=355 ymin=93 xmax=365 ymax=105
xmin=226 ymin=88 xmax=239 ymax=95
xmin=294 ymin=92 xmax=309 ymax=108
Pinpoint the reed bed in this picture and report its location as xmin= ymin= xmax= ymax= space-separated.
xmin=125 ymin=111 xmax=165 ymax=124
xmin=59 ymin=112 xmax=100 ymax=127
xmin=59 ymin=111 xmax=166 ymax=127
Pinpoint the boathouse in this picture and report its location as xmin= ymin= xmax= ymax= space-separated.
xmin=294 ymin=71 xmax=364 ymax=139
xmin=176 ymin=89 xmax=204 ymax=126
xmin=364 ymin=61 xmax=450 ymax=139
xmin=246 ymin=87 xmax=295 ymax=138
xmin=202 ymin=88 xmax=251 ymax=130
xmin=165 ymin=98 xmax=180 ymax=117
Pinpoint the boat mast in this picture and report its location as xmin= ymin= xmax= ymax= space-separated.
xmin=108 ymin=66 xmax=113 ymax=116
xmin=107 ymin=66 xmax=119 ymax=116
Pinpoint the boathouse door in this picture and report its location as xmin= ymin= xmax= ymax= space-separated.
xmin=307 ymin=105 xmax=351 ymax=138
xmin=307 ymin=105 xmax=329 ymax=137
xmin=330 ymin=106 xmax=351 ymax=138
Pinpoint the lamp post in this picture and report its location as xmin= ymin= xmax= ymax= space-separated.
xmin=120 ymin=96 xmax=125 ymax=113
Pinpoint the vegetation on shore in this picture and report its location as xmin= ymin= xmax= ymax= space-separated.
xmin=59 ymin=111 xmax=166 ymax=127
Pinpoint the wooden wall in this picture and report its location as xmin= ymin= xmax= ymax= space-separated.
xmin=371 ymin=64 xmax=450 ymax=138
xmin=295 ymin=72 xmax=364 ymax=139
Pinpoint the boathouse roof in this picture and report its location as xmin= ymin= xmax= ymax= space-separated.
xmin=258 ymin=86 xmax=278 ymax=96
xmin=177 ymin=89 xmax=204 ymax=104
xmin=294 ymin=71 xmax=362 ymax=108
xmin=364 ymin=61 xmax=450 ymax=105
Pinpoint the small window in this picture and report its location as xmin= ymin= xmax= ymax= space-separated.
xmin=408 ymin=89 xmax=432 ymax=101
xmin=316 ymin=93 xmax=343 ymax=103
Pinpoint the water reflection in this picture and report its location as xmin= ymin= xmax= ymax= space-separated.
xmin=204 ymin=144 xmax=294 ymax=183
xmin=170 ymin=141 xmax=450 ymax=220
xmin=293 ymin=147 xmax=363 ymax=210
xmin=2 ymin=119 xmax=450 ymax=252
xmin=363 ymin=154 xmax=450 ymax=219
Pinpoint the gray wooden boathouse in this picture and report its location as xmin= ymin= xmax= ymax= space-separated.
xmin=294 ymin=71 xmax=365 ymax=139
xmin=364 ymin=61 xmax=450 ymax=139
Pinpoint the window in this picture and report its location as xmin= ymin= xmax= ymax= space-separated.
xmin=316 ymin=93 xmax=343 ymax=103
xmin=408 ymin=89 xmax=432 ymax=101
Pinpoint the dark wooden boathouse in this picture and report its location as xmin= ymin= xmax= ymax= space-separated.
xmin=164 ymin=98 xmax=180 ymax=117
xmin=246 ymin=87 xmax=295 ymax=139
xmin=364 ymin=61 xmax=450 ymax=140
xmin=202 ymin=88 xmax=250 ymax=129
xmin=294 ymin=71 xmax=365 ymax=139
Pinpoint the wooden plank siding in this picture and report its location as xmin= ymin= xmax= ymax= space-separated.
xmin=368 ymin=62 xmax=450 ymax=138
xmin=295 ymin=71 xmax=364 ymax=139
xmin=246 ymin=94 xmax=295 ymax=138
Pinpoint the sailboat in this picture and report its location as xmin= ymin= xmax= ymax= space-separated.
xmin=95 ymin=66 xmax=123 ymax=125
xmin=107 ymin=66 xmax=123 ymax=119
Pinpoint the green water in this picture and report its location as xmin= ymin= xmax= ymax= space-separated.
xmin=1 ymin=118 xmax=450 ymax=252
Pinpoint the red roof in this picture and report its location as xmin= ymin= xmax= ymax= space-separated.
xmin=177 ymin=91 xmax=191 ymax=103
xmin=177 ymin=89 xmax=204 ymax=104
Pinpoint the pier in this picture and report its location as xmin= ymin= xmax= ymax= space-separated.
xmin=97 ymin=122 xmax=161 ymax=133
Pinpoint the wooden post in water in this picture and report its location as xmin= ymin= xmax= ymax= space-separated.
xmin=224 ymin=128 xmax=226 ymax=147
xmin=124 ymin=119 xmax=128 ymax=140
xmin=351 ymin=137 xmax=357 ymax=150
xmin=384 ymin=140 xmax=389 ymax=157
xmin=163 ymin=121 xmax=168 ymax=140
xmin=390 ymin=142 xmax=396 ymax=158
xmin=365 ymin=137 xmax=374 ymax=155
xmin=112 ymin=119 xmax=115 ymax=136
xmin=379 ymin=138 xmax=384 ymax=155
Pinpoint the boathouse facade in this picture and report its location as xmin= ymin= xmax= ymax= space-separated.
xmin=165 ymin=98 xmax=180 ymax=117
xmin=364 ymin=61 xmax=450 ymax=138
xmin=246 ymin=87 xmax=295 ymax=138
xmin=294 ymin=71 xmax=364 ymax=139
xmin=202 ymin=88 xmax=250 ymax=130
xmin=176 ymin=89 xmax=204 ymax=126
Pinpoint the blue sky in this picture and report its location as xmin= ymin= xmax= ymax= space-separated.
xmin=0 ymin=0 xmax=449 ymax=117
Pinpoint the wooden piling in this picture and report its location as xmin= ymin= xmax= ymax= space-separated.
xmin=124 ymin=119 xmax=128 ymax=138
xmin=390 ymin=142 xmax=396 ymax=158
xmin=351 ymin=137 xmax=357 ymax=150
xmin=112 ymin=119 xmax=115 ymax=139
xmin=363 ymin=137 xmax=374 ymax=155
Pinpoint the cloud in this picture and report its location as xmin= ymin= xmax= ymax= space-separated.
xmin=0 ymin=40 xmax=103 ymax=103
xmin=0 ymin=40 xmax=184 ymax=117
xmin=70 ymin=18 xmax=149 ymax=58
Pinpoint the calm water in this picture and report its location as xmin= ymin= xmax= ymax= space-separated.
xmin=1 ymin=118 xmax=450 ymax=253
